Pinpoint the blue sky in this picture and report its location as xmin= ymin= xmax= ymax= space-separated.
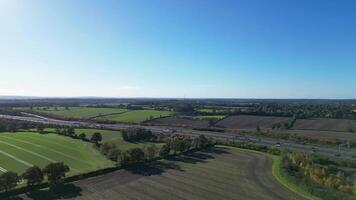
xmin=0 ymin=0 xmax=355 ymax=98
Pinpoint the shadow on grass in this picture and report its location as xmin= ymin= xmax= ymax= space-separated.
xmin=126 ymin=161 xmax=183 ymax=176
xmin=17 ymin=184 xmax=82 ymax=200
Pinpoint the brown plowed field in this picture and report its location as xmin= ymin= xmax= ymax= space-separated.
xmin=216 ymin=115 xmax=291 ymax=130
xmin=149 ymin=116 xmax=210 ymax=128
xmin=19 ymin=147 xmax=306 ymax=200
xmin=293 ymin=118 xmax=356 ymax=132
xmin=280 ymin=129 xmax=356 ymax=140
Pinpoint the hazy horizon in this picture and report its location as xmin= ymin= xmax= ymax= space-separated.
xmin=1 ymin=0 xmax=356 ymax=99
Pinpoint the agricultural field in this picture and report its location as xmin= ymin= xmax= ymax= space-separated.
xmin=278 ymin=129 xmax=356 ymax=140
xmin=95 ymin=110 xmax=173 ymax=123
xmin=193 ymin=115 xmax=226 ymax=120
xmin=149 ymin=116 xmax=210 ymax=128
xmin=197 ymin=108 xmax=227 ymax=113
xmin=292 ymin=118 xmax=356 ymax=132
xmin=20 ymin=107 xmax=128 ymax=119
xmin=19 ymin=147 xmax=305 ymax=200
xmin=0 ymin=132 xmax=114 ymax=176
xmin=216 ymin=115 xmax=291 ymax=130
xmin=74 ymin=128 xmax=165 ymax=151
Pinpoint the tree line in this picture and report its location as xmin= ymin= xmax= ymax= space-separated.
xmin=282 ymin=151 xmax=356 ymax=199
xmin=100 ymin=132 xmax=213 ymax=166
xmin=54 ymin=127 xmax=102 ymax=145
xmin=0 ymin=162 xmax=70 ymax=192
xmin=122 ymin=128 xmax=153 ymax=142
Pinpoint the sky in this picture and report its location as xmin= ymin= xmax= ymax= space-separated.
xmin=0 ymin=0 xmax=356 ymax=99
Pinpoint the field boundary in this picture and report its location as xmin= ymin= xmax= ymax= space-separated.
xmin=90 ymin=110 xmax=131 ymax=120
xmin=270 ymin=155 xmax=321 ymax=200
xmin=216 ymin=145 xmax=319 ymax=200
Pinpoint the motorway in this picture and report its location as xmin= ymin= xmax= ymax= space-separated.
xmin=0 ymin=113 xmax=355 ymax=161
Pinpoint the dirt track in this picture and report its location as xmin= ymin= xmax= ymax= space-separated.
xmin=19 ymin=147 xmax=306 ymax=200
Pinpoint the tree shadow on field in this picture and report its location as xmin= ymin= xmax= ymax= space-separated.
xmin=167 ymin=152 xmax=213 ymax=164
xmin=126 ymin=161 xmax=183 ymax=176
xmin=24 ymin=184 xmax=82 ymax=200
xmin=201 ymin=147 xmax=232 ymax=155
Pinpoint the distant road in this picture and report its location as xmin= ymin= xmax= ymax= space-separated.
xmin=0 ymin=113 xmax=355 ymax=161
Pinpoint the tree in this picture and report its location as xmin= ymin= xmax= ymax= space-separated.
xmin=66 ymin=127 xmax=75 ymax=137
xmin=144 ymin=144 xmax=158 ymax=160
xmin=107 ymin=148 xmax=122 ymax=162
xmin=55 ymin=127 xmax=62 ymax=135
xmin=101 ymin=142 xmax=121 ymax=161
xmin=0 ymin=172 xmax=20 ymax=192
xmin=197 ymin=135 xmax=209 ymax=148
xmin=36 ymin=125 xmax=45 ymax=134
xmin=79 ymin=133 xmax=86 ymax=140
xmin=159 ymin=144 xmax=170 ymax=158
xmin=122 ymin=148 xmax=145 ymax=165
xmin=22 ymin=166 xmax=44 ymax=186
xmin=42 ymin=162 xmax=70 ymax=188
xmin=91 ymin=132 xmax=102 ymax=145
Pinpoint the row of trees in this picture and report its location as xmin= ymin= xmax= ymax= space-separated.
xmin=54 ymin=127 xmax=102 ymax=145
xmin=122 ymin=128 xmax=153 ymax=142
xmin=0 ymin=119 xmax=36 ymax=132
xmin=159 ymin=135 xmax=212 ymax=158
xmin=100 ymin=134 xmax=213 ymax=165
xmin=0 ymin=162 xmax=70 ymax=192
xmin=282 ymin=152 xmax=356 ymax=196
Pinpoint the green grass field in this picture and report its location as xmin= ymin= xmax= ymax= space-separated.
xmin=74 ymin=128 xmax=164 ymax=151
xmin=95 ymin=110 xmax=173 ymax=123
xmin=21 ymin=107 xmax=128 ymax=119
xmin=0 ymin=132 xmax=114 ymax=176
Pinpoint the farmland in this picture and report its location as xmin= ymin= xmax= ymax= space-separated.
xmin=278 ymin=129 xmax=356 ymax=140
xmin=95 ymin=110 xmax=173 ymax=123
xmin=74 ymin=128 xmax=164 ymax=151
xmin=0 ymin=132 xmax=114 ymax=176
xmin=19 ymin=107 xmax=173 ymax=123
xmin=216 ymin=115 xmax=291 ymax=130
xmin=193 ymin=115 xmax=226 ymax=120
xmin=149 ymin=116 xmax=210 ymax=128
xmin=22 ymin=107 xmax=128 ymax=119
xmin=19 ymin=146 xmax=305 ymax=200
xmin=292 ymin=118 xmax=356 ymax=132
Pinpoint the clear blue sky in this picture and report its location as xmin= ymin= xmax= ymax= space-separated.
xmin=1 ymin=0 xmax=355 ymax=98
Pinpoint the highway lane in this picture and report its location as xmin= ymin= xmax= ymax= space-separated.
xmin=0 ymin=114 xmax=355 ymax=161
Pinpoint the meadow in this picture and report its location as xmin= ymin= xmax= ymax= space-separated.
xmin=32 ymin=146 xmax=305 ymax=200
xmin=95 ymin=110 xmax=173 ymax=123
xmin=21 ymin=107 xmax=173 ymax=123
xmin=0 ymin=132 xmax=114 ymax=176
xmin=21 ymin=107 xmax=128 ymax=119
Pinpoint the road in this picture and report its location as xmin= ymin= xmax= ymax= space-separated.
xmin=0 ymin=113 xmax=355 ymax=161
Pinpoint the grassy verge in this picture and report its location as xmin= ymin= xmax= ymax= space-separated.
xmin=217 ymin=145 xmax=320 ymax=200
xmin=270 ymin=155 xmax=321 ymax=200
